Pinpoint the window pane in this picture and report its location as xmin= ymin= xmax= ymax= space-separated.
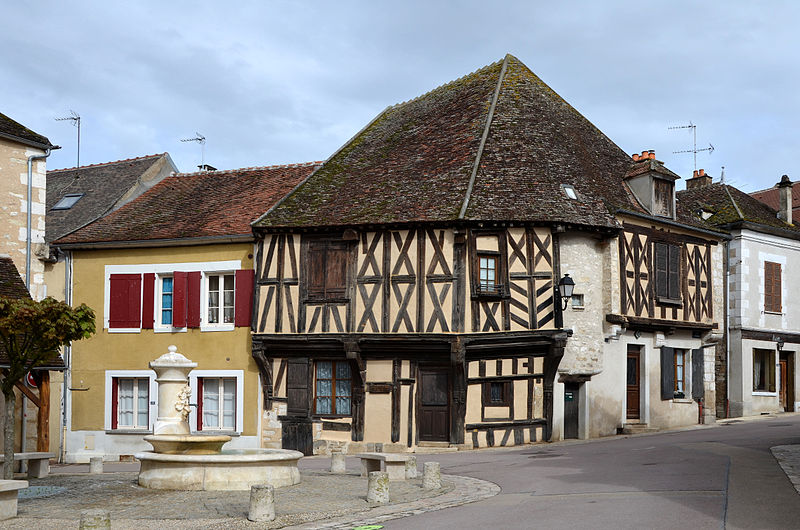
xmin=336 ymin=379 xmax=351 ymax=398
xmin=336 ymin=362 xmax=351 ymax=380
xmin=137 ymin=379 xmax=149 ymax=428
xmin=317 ymin=361 xmax=332 ymax=379
xmin=222 ymin=379 xmax=235 ymax=429
xmin=224 ymin=275 xmax=234 ymax=290
xmin=118 ymin=379 xmax=133 ymax=427
xmin=209 ymin=276 xmax=219 ymax=291
xmin=162 ymin=293 xmax=172 ymax=310
xmin=336 ymin=396 xmax=351 ymax=415
xmin=317 ymin=379 xmax=332 ymax=397
xmin=203 ymin=379 xmax=220 ymax=428
xmin=316 ymin=397 xmax=332 ymax=415
xmin=490 ymin=382 xmax=503 ymax=402
xmin=223 ymin=306 xmax=234 ymax=324
xmin=162 ymin=309 xmax=172 ymax=325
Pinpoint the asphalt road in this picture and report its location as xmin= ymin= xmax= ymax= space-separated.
xmin=373 ymin=415 xmax=800 ymax=529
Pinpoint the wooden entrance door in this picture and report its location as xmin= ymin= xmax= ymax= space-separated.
xmin=419 ymin=368 xmax=450 ymax=442
xmin=780 ymin=352 xmax=794 ymax=412
xmin=627 ymin=345 xmax=641 ymax=419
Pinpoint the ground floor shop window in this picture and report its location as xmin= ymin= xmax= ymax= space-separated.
xmin=314 ymin=361 xmax=352 ymax=416
xmin=753 ymin=348 xmax=776 ymax=392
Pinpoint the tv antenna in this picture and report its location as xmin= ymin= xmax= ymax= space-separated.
xmin=669 ymin=122 xmax=713 ymax=172
xmin=181 ymin=132 xmax=206 ymax=169
xmin=55 ymin=110 xmax=81 ymax=167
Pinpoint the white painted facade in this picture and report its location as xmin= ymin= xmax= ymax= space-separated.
xmin=727 ymin=227 xmax=800 ymax=417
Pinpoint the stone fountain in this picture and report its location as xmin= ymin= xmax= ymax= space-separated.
xmin=135 ymin=346 xmax=302 ymax=491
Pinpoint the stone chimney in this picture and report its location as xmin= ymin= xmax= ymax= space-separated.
xmin=778 ymin=174 xmax=793 ymax=224
xmin=686 ymin=169 xmax=712 ymax=190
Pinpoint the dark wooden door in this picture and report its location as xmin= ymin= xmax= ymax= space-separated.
xmin=419 ymin=368 xmax=450 ymax=442
xmin=779 ymin=352 xmax=794 ymax=412
xmin=564 ymin=382 xmax=579 ymax=439
xmin=627 ymin=346 xmax=641 ymax=419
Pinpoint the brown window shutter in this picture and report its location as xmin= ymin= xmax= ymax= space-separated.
xmin=765 ymin=262 xmax=781 ymax=312
xmin=307 ymin=244 xmax=326 ymax=299
xmin=141 ymin=273 xmax=155 ymax=329
xmin=668 ymin=245 xmax=681 ymax=300
xmin=661 ymin=346 xmax=674 ymax=400
xmin=109 ymin=274 xmax=142 ymax=328
xmin=187 ymin=272 xmax=202 ymax=328
xmin=234 ymin=269 xmax=255 ymax=327
xmin=691 ymin=348 xmax=704 ymax=400
xmin=173 ymin=272 xmax=188 ymax=327
xmin=769 ymin=350 xmax=776 ymax=393
xmin=326 ymin=245 xmax=349 ymax=298
xmin=655 ymin=243 xmax=668 ymax=298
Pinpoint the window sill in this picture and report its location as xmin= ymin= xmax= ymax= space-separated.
xmin=752 ymin=391 xmax=778 ymax=397
xmin=192 ymin=431 xmax=240 ymax=437
xmin=107 ymin=328 xmax=141 ymax=334
xmin=571 ymin=306 xmax=585 ymax=311
xmin=106 ymin=430 xmax=152 ymax=435
xmin=312 ymin=415 xmax=352 ymax=420
xmin=763 ymin=311 xmax=783 ymax=316
xmin=153 ymin=327 xmax=188 ymax=333
xmin=656 ymin=297 xmax=682 ymax=307
xmin=672 ymin=398 xmax=694 ymax=404
xmin=200 ymin=325 xmax=235 ymax=332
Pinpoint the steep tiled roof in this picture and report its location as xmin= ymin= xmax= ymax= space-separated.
xmin=0 ymin=112 xmax=53 ymax=149
xmin=750 ymin=184 xmax=800 ymax=215
xmin=54 ymin=163 xmax=320 ymax=246
xmin=0 ymin=256 xmax=30 ymax=300
xmin=255 ymin=55 xmax=647 ymax=230
xmin=678 ymin=182 xmax=800 ymax=235
xmin=46 ymin=154 xmax=176 ymax=243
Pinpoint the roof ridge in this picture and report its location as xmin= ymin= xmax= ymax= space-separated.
xmin=49 ymin=153 xmax=166 ymax=172
xmin=459 ymin=54 xmax=510 ymax=219
xmin=174 ymin=161 xmax=323 ymax=178
xmin=388 ymin=56 xmax=506 ymax=111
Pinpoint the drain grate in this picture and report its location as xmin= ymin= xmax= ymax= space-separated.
xmin=18 ymin=485 xmax=67 ymax=499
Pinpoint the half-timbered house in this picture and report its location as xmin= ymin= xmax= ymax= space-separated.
xmin=249 ymin=55 xmax=726 ymax=453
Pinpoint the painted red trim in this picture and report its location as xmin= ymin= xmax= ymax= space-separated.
xmin=109 ymin=274 xmax=141 ymax=328
xmin=141 ymin=273 xmax=155 ymax=329
xmin=173 ymin=271 xmax=188 ymax=327
xmin=111 ymin=378 xmax=118 ymax=430
xmin=187 ymin=272 xmax=202 ymax=328
xmin=234 ymin=269 xmax=255 ymax=328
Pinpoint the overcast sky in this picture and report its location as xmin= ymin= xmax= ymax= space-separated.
xmin=3 ymin=1 xmax=798 ymax=192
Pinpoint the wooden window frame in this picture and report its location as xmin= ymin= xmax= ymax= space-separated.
xmin=313 ymin=360 xmax=353 ymax=417
xmin=753 ymin=348 xmax=776 ymax=393
xmin=156 ymin=275 xmax=174 ymax=328
xmin=205 ymin=273 xmax=235 ymax=327
xmin=654 ymin=242 xmax=682 ymax=305
xmin=111 ymin=377 xmax=150 ymax=430
xmin=673 ymin=350 xmax=686 ymax=397
xmin=470 ymin=232 xmax=509 ymax=300
xmin=197 ymin=377 xmax=237 ymax=432
xmin=482 ymin=380 xmax=513 ymax=407
xmin=305 ymin=239 xmax=351 ymax=303
xmin=653 ymin=178 xmax=674 ymax=218
xmin=764 ymin=261 xmax=782 ymax=313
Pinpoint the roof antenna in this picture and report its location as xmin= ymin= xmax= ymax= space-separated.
xmin=720 ymin=166 xmax=725 ymax=184
xmin=55 ymin=110 xmax=81 ymax=167
xmin=668 ymin=122 xmax=714 ymax=172
xmin=181 ymin=132 xmax=206 ymax=170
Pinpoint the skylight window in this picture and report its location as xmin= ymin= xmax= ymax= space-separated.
xmin=51 ymin=193 xmax=84 ymax=210
xmin=562 ymin=184 xmax=578 ymax=200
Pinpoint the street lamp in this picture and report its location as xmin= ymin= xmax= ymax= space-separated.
xmin=557 ymin=274 xmax=575 ymax=310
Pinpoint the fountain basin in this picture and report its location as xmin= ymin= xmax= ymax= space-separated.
xmin=143 ymin=434 xmax=231 ymax=455
xmin=135 ymin=448 xmax=303 ymax=491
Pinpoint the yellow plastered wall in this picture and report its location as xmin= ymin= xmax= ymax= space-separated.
xmin=363 ymin=360 xmax=393 ymax=441
xmin=69 ymin=243 xmax=259 ymax=435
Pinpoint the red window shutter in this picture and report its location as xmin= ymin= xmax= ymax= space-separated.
xmin=235 ymin=269 xmax=255 ymax=327
xmin=111 ymin=378 xmax=119 ymax=430
xmin=173 ymin=272 xmax=188 ymax=327
xmin=187 ymin=272 xmax=202 ymax=328
xmin=197 ymin=378 xmax=204 ymax=431
xmin=109 ymin=274 xmax=142 ymax=328
xmin=142 ymin=273 xmax=155 ymax=329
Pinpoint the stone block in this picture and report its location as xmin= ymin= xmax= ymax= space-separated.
xmin=79 ymin=509 xmax=110 ymax=529
xmin=331 ymin=452 xmax=346 ymax=474
xmin=248 ymin=484 xmax=275 ymax=522
xmin=367 ymin=471 xmax=389 ymax=504
xmin=89 ymin=457 xmax=103 ymax=474
xmin=0 ymin=480 xmax=27 ymax=521
xmin=405 ymin=456 xmax=417 ymax=479
xmin=422 ymin=461 xmax=441 ymax=490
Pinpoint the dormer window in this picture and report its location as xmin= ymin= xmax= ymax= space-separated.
xmin=653 ymin=179 xmax=674 ymax=217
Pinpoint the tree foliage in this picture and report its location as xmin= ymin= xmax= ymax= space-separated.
xmin=0 ymin=297 xmax=95 ymax=395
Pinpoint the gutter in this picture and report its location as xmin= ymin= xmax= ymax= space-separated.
xmin=0 ymin=131 xmax=52 ymax=151
xmin=53 ymin=233 xmax=253 ymax=251
xmin=26 ymin=146 xmax=58 ymax=293
xmin=615 ymin=209 xmax=732 ymax=240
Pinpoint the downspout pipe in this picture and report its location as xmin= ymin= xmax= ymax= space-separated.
xmin=25 ymin=147 xmax=54 ymax=294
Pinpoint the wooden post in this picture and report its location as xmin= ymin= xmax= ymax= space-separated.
xmin=36 ymin=371 xmax=50 ymax=452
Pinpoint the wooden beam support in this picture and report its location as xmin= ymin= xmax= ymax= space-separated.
xmin=36 ymin=372 xmax=50 ymax=452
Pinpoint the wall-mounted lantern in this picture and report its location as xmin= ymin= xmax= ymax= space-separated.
xmin=557 ymin=274 xmax=575 ymax=310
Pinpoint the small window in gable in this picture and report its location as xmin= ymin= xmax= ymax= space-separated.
xmin=51 ymin=193 xmax=84 ymax=210
xmin=562 ymin=184 xmax=578 ymax=200
xmin=653 ymin=179 xmax=674 ymax=217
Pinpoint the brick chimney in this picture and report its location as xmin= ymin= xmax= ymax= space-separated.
xmin=778 ymin=174 xmax=793 ymax=224
xmin=686 ymin=168 xmax=712 ymax=190
xmin=631 ymin=150 xmax=656 ymax=162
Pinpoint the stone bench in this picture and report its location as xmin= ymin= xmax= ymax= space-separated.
xmin=0 ymin=480 xmax=27 ymax=520
xmin=356 ymin=452 xmax=409 ymax=481
xmin=0 ymin=452 xmax=55 ymax=479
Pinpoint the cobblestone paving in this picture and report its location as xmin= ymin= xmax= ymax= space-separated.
xmin=1 ymin=468 xmax=498 ymax=529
